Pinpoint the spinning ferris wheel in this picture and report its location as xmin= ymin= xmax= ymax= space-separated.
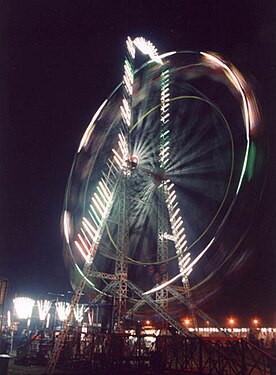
xmin=48 ymin=36 xmax=262 ymax=373
xmin=61 ymin=37 xmax=262 ymax=329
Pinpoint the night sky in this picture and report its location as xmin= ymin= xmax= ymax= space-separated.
xmin=1 ymin=1 xmax=275 ymax=325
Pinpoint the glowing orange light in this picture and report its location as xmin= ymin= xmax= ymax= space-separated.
xmin=184 ymin=318 xmax=190 ymax=325
xmin=145 ymin=320 xmax=151 ymax=325
xmin=228 ymin=317 xmax=235 ymax=326
xmin=252 ymin=318 xmax=260 ymax=326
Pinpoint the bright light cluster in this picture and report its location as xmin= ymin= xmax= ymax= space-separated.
xmin=74 ymin=304 xmax=85 ymax=322
xmin=112 ymin=132 xmax=129 ymax=172
xmin=55 ymin=302 xmax=85 ymax=322
xmin=122 ymin=36 xmax=135 ymax=125
xmin=55 ymin=302 xmax=71 ymax=321
xmin=126 ymin=36 xmax=135 ymax=59
xmin=122 ymin=59 xmax=134 ymax=98
xmin=74 ymin=174 xmax=114 ymax=263
xmin=13 ymin=297 xmax=35 ymax=319
xmin=37 ymin=299 xmax=52 ymax=321
xmin=122 ymin=36 xmax=163 ymax=127
xmin=121 ymin=94 xmax=132 ymax=125
xmin=164 ymin=181 xmax=191 ymax=277
xmin=159 ymin=69 xmax=171 ymax=168
xmin=133 ymin=37 xmax=163 ymax=65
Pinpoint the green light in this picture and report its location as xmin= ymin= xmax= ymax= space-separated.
xmin=247 ymin=142 xmax=256 ymax=181
xmin=75 ymin=263 xmax=95 ymax=288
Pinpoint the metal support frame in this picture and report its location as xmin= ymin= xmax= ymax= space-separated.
xmin=128 ymin=281 xmax=191 ymax=336
xmin=47 ymin=277 xmax=87 ymax=374
xmin=182 ymin=276 xmax=198 ymax=326
xmin=114 ymin=178 xmax=129 ymax=331
xmin=156 ymin=187 xmax=169 ymax=312
xmin=167 ymin=285 xmax=224 ymax=331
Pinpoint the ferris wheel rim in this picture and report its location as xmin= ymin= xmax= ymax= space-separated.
xmin=63 ymin=48 xmax=254 ymax=296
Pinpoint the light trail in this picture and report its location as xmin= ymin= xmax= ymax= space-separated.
xmin=143 ymin=237 xmax=215 ymax=295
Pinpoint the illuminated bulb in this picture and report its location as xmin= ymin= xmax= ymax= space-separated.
xmin=46 ymin=313 xmax=50 ymax=328
xmin=177 ymin=227 xmax=184 ymax=237
xmin=171 ymin=208 xmax=180 ymax=219
xmin=252 ymin=318 xmax=260 ymax=326
xmin=7 ymin=311 xmax=11 ymax=327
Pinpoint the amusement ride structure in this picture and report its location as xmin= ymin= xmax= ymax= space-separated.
xmin=48 ymin=37 xmax=263 ymax=373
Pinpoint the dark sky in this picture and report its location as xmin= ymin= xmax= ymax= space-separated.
xmin=1 ymin=1 xmax=275 ymax=325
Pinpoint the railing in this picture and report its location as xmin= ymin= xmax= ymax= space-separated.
xmin=54 ymin=333 xmax=276 ymax=374
xmin=15 ymin=331 xmax=52 ymax=365
xmin=14 ymin=332 xmax=276 ymax=374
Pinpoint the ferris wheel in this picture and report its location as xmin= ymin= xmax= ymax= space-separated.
xmin=61 ymin=37 xmax=261 ymax=331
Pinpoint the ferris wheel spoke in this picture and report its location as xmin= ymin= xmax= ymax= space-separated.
xmin=167 ymin=135 xmax=231 ymax=176
xmin=129 ymin=185 xmax=155 ymax=226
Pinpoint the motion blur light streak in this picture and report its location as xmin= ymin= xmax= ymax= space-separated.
xmin=143 ymin=237 xmax=215 ymax=295
xmin=200 ymin=52 xmax=260 ymax=194
xmin=63 ymin=210 xmax=71 ymax=244
xmin=78 ymin=100 xmax=108 ymax=153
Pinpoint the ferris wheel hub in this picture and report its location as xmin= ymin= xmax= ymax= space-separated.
xmin=125 ymin=155 xmax=138 ymax=172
